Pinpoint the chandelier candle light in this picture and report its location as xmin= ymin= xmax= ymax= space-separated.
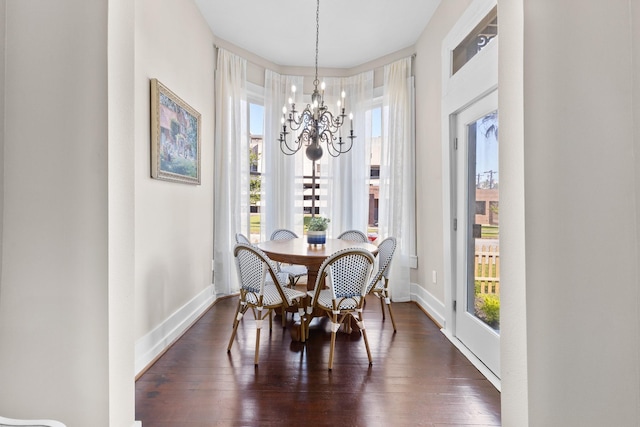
xmin=277 ymin=0 xmax=356 ymax=217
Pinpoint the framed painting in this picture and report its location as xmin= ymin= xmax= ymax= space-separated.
xmin=150 ymin=78 xmax=201 ymax=184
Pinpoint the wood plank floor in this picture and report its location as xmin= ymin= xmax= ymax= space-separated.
xmin=135 ymin=294 xmax=501 ymax=426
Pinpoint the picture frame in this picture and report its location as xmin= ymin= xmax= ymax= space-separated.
xmin=150 ymin=78 xmax=201 ymax=185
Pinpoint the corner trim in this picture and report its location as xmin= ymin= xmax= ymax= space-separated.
xmin=410 ymin=282 xmax=446 ymax=328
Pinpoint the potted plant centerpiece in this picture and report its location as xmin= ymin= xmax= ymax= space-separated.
xmin=307 ymin=216 xmax=330 ymax=245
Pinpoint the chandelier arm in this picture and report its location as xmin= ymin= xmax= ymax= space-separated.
xmin=326 ymin=143 xmax=352 ymax=157
xmin=326 ymin=136 xmax=354 ymax=157
xmin=280 ymin=135 xmax=303 ymax=156
xmin=289 ymin=108 xmax=314 ymax=130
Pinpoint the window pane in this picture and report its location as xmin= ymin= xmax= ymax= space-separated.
xmin=249 ymin=102 xmax=264 ymax=242
xmin=452 ymin=6 xmax=497 ymax=75
xmin=467 ymin=109 xmax=500 ymax=331
xmin=368 ymin=106 xmax=382 ymax=240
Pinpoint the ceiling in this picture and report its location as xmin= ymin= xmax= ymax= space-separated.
xmin=193 ymin=0 xmax=441 ymax=69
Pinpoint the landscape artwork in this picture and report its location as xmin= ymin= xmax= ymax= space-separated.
xmin=150 ymin=78 xmax=201 ymax=184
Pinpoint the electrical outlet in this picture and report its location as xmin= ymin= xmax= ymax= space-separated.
xmin=432 ymin=270 xmax=437 ymax=284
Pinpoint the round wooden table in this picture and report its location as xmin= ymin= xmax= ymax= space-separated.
xmin=256 ymin=237 xmax=378 ymax=291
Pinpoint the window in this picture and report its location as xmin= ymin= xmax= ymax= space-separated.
xmin=248 ymin=100 xmax=264 ymax=241
xmin=452 ymin=6 xmax=497 ymax=75
xmin=368 ymin=104 xmax=382 ymax=233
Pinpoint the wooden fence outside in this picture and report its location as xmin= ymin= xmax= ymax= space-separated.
xmin=475 ymin=244 xmax=500 ymax=295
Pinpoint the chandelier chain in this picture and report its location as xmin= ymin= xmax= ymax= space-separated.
xmin=314 ymin=0 xmax=320 ymax=86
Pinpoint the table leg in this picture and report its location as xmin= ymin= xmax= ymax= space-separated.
xmin=306 ymin=266 xmax=319 ymax=291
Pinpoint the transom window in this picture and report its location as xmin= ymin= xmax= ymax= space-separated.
xmin=452 ymin=6 xmax=497 ymax=75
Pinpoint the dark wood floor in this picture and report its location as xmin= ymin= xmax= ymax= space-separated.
xmin=136 ymin=294 xmax=501 ymax=426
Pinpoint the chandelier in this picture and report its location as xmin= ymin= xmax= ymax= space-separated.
xmin=277 ymin=0 xmax=356 ymax=162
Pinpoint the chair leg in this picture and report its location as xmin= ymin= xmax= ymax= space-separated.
xmin=385 ymin=297 xmax=397 ymax=332
xmin=254 ymin=310 xmax=264 ymax=366
xmin=232 ymin=297 xmax=243 ymax=328
xmin=378 ymin=292 xmax=386 ymax=320
xmin=298 ymin=307 xmax=306 ymax=342
xmin=381 ymin=278 xmax=397 ymax=331
xmin=227 ymin=305 xmax=247 ymax=352
xmin=358 ymin=311 xmax=373 ymax=365
xmin=303 ymin=306 xmax=314 ymax=343
xmin=328 ymin=312 xmax=339 ymax=370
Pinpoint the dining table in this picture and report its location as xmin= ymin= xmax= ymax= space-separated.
xmin=256 ymin=237 xmax=379 ymax=291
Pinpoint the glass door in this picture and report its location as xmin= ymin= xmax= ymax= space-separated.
xmin=455 ymin=90 xmax=500 ymax=377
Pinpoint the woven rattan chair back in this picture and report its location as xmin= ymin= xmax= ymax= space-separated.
xmin=270 ymin=228 xmax=298 ymax=241
xmin=268 ymin=228 xmax=307 ymax=287
xmin=235 ymin=233 xmax=251 ymax=244
xmin=367 ymin=236 xmax=398 ymax=331
xmin=325 ymin=249 xmax=374 ymax=299
xmin=234 ymin=243 xmax=277 ymax=294
xmin=368 ymin=237 xmax=397 ymax=292
xmin=336 ymin=229 xmax=368 ymax=243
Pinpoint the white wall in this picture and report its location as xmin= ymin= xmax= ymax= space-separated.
xmin=0 ymin=0 xmax=4 ymax=308
xmin=498 ymin=0 xmax=528 ymax=425
xmin=518 ymin=0 xmax=639 ymax=425
xmin=134 ymin=0 xmax=215 ymax=350
xmin=108 ymin=0 xmax=136 ymax=425
xmin=413 ymin=0 xmax=472 ymax=306
xmin=0 ymin=1 xmax=135 ymax=425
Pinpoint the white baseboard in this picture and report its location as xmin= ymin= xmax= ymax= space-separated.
xmin=135 ymin=285 xmax=216 ymax=375
xmin=132 ymin=422 xmax=142 ymax=427
xmin=410 ymin=282 xmax=446 ymax=327
xmin=440 ymin=329 xmax=501 ymax=391
xmin=409 ymin=283 xmax=501 ymax=391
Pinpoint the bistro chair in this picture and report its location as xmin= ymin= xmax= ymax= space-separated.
xmin=306 ymin=247 xmax=375 ymax=370
xmin=235 ymin=232 xmax=251 ymax=244
xmin=269 ymin=228 xmax=308 ymax=287
xmin=337 ymin=229 xmax=368 ymax=243
xmin=367 ymin=236 xmax=398 ymax=331
xmin=232 ymin=233 xmax=253 ymax=323
xmin=237 ymin=231 xmax=296 ymax=322
xmin=227 ymin=243 xmax=307 ymax=365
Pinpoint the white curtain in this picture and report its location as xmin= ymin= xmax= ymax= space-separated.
xmin=213 ymin=48 xmax=248 ymax=295
xmin=262 ymin=71 xmax=305 ymax=239
xmin=324 ymin=71 xmax=374 ymax=237
xmin=379 ymin=57 xmax=416 ymax=302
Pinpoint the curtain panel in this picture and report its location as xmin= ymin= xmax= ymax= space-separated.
xmin=213 ymin=48 xmax=248 ymax=295
xmin=324 ymin=72 xmax=374 ymax=237
xmin=379 ymin=57 xmax=416 ymax=302
xmin=262 ymin=71 xmax=305 ymax=239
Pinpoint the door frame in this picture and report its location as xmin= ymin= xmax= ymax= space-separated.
xmin=440 ymin=0 xmax=499 ymax=389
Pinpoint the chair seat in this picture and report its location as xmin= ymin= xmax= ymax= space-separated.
xmin=307 ymin=289 xmax=362 ymax=311
xmin=281 ymin=286 xmax=307 ymax=305
xmin=265 ymin=271 xmax=291 ymax=285
xmin=280 ymin=264 xmax=307 ymax=277
xmin=246 ymin=284 xmax=306 ymax=306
